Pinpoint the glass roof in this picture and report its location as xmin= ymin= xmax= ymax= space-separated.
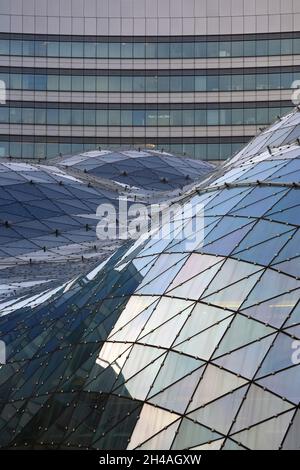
xmin=0 ymin=112 xmax=299 ymax=449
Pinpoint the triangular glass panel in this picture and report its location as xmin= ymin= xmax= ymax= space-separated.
xmin=188 ymin=385 xmax=247 ymax=434
xmin=172 ymin=418 xmax=223 ymax=450
xmin=231 ymin=384 xmax=294 ymax=433
xmin=174 ymin=316 xmax=232 ymax=360
xmin=187 ymin=364 xmax=247 ymax=411
xmin=214 ymin=334 xmax=276 ymax=379
xmin=127 ymin=404 xmax=179 ymax=450
xmin=149 ymin=366 xmax=204 ymax=414
xmin=230 ymin=410 xmax=294 ymax=450
xmin=257 ymin=365 xmax=300 ymax=404
xmin=213 ymin=315 xmax=275 ymax=358
xmin=149 ymin=351 xmax=203 ymax=397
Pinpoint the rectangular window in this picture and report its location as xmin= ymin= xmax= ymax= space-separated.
xmin=183 ymin=42 xmax=195 ymax=58
xmin=293 ymin=38 xmax=300 ymax=54
xmin=84 ymin=42 xmax=97 ymax=58
xmin=195 ymin=144 xmax=207 ymax=160
xmin=133 ymin=110 xmax=145 ymax=126
xmin=47 ymin=41 xmax=59 ymax=57
xmin=133 ymin=76 xmax=145 ymax=92
xmin=121 ymin=110 xmax=132 ymax=126
xmin=72 ymin=76 xmax=84 ymax=91
xmin=269 ymin=39 xmax=281 ymax=56
xmin=60 ymin=42 xmax=72 ymax=57
xmin=195 ymin=42 xmax=206 ymax=58
xmin=10 ymin=40 xmax=22 ymax=55
xmin=243 ymin=74 xmax=256 ymax=91
xmin=220 ymin=42 xmax=232 ymax=57
xmin=96 ymin=76 xmax=108 ymax=92
xmin=195 ymin=76 xmax=207 ymax=92
xmin=10 ymin=107 xmax=21 ymax=124
xmin=0 ymin=40 xmax=9 ymax=55
xmin=206 ymin=76 xmax=219 ymax=92
xmin=219 ymin=75 xmax=231 ymax=91
xmin=145 ymin=42 xmax=157 ymax=58
xmin=183 ymin=110 xmax=194 ymax=126
xmin=133 ymin=42 xmax=145 ymax=58
xmin=23 ymin=74 xmax=35 ymax=90
xmin=35 ymin=143 xmax=46 ymax=158
xmin=0 ymin=141 xmax=9 ymax=157
xmin=146 ymin=76 xmax=158 ymax=92
xmin=35 ymin=108 xmax=46 ymax=125
xmin=195 ymin=110 xmax=206 ymax=126
xmin=23 ymin=41 xmax=35 ymax=56
xmin=35 ymin=41 xmax=48 ymax=57
xmin=257 ymin=107 xmax=269 ymax=124
xmin=158 ymin=76 xmax=170 ymax=92
xmin=282 ymin=72 xmax=294 ymax=89
xmin=146 ymin=110 xmax=158 ymax=126
xmin=231 ymin=42 xmax=243 ymax=57
xmin=35 ymin=75 xmax=47 ymax=91
xmin=207 ymin=144 xmax=220 ymax=160
xmin=71 ymin=109 xmax=83 ymax=125
xmin=84 ymin=110 xmax=95 ymax=126
xmin=269 ymin=73 xmax=281 ymax=90
xmin=244 ymin=108 xmax=256 ymax=125
xmin=72 ymin=42 xmax=84 ymax=57
xmin=269 ymin=107 xmax=281 ymax=122
xmin=207 ymin=42 xmax=219 ymax=58
xmin=84 ymin=76 xmax=96 ymax=92
xmin=207 ymin=110 xmax=219 ymax=125
xmin=170 ymin=110 xmax=182 ymax=126
xmin=109 ymin=76 xmax=120 ymax=92
xmin=96 ymin=109 xmax=108 ymax=125
xmin=0 ymin=107 xmax=8 ymax=123
xmin=220 ymin=109 xmax=231 ymax=125
xmin=157 ymin=110 xmax=170 ymax=126
xmin=46 ymin=143 xmax=59 ymax=158
xmin=109 ymin=43 xmax=120 ymax=58
xmin=22 ymin=108 xmax=35 ymax=124
xmin=47 ymin=108 xmax=59 ymax=125
xmin=256 ymin=74 xmax=269 ymax=90
xmin=10 ymin=73 xmax=22 ymax=90
xmin=244 ymin=41 xmax=255 ymax=57
xmin=97 ymin=42 xmax=108 ymax=58
xmin=232 ymin=109 xmax=243 ymax=125
xmin=182 ymin=76 xmax=194 ymax=92
xmin=170 ymin=43 xmax=182 ymax=58
xmin=281 ymin=39 xmax=293 ymax=55
xmin=121 ymin=42 xmax=133 ymax=58
xmin=10 ymin=142 xmax=22 ymax=158
xmin=59 ymin=109 xmax=72 ymax=125
xmin=47 ymin=75 xmax=59 ymax=91
xmin=232 ymin=74 xmax=244 ymax=91
xmin=170 ymin=76 xmax=182 ymax=92
xmin=157 ymin=43 xmax=170 ymax=58
xmin=109 ymin=110 xmax=120 ymax=126
xmin=60 ymin=75 xmax=71 ymax=91
xmin=256 ymin=40 xmax=268 ymax=56
xmin=219 ymin=144 xmax=232 ymax=160
xmin=22 ymin=143 xmax=35 ymax=158
xmin=121 ymin=76 xmax=133 ymax=92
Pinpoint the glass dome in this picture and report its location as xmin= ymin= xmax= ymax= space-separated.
xmin=0 ymin=111 xmax=299 ymax=449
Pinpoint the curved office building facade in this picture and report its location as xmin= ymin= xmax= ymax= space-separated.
xmin=0 ymin=0 xmax=300 ymax=161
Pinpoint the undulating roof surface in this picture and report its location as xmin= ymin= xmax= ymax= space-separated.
xmin=59 ymin=149 xmax=214 ymax=191
xmin=0 ymin=111 xmax=300 ymax=449
xmin=0 ymin=151 xmax=213 ymax=299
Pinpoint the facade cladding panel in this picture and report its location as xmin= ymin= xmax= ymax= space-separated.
xmin=0 ymin=0 xmax=300 ymax=161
